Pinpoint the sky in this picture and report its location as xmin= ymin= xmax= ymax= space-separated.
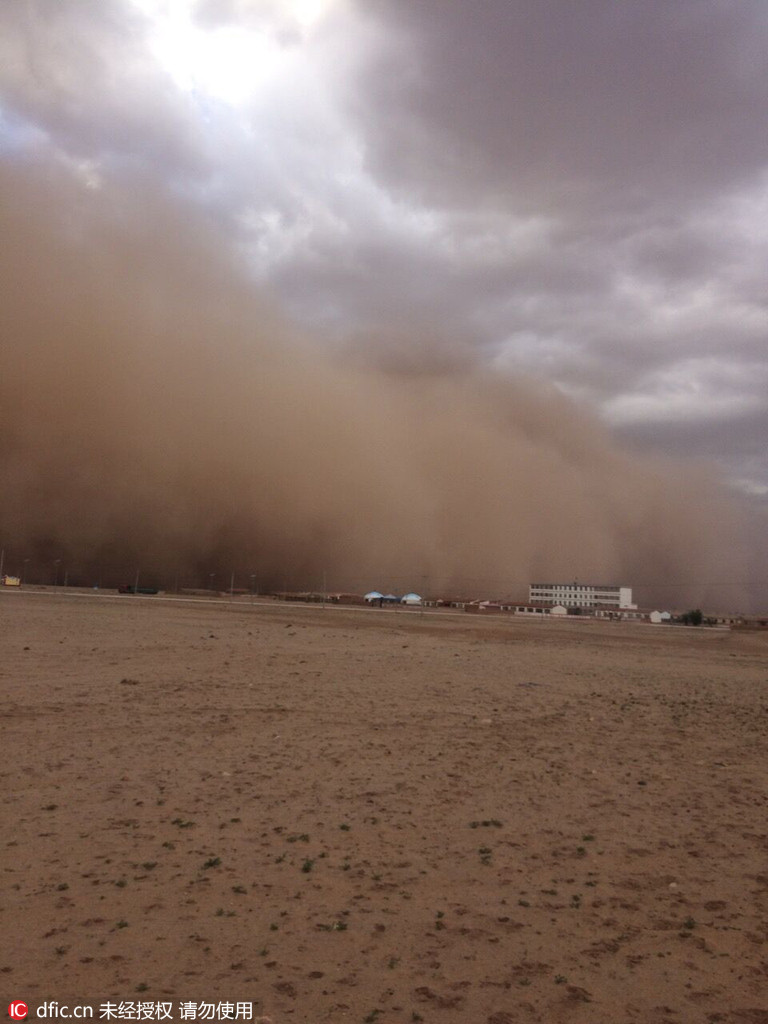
xmin=0 ymin=0 xmax=766 ymax=606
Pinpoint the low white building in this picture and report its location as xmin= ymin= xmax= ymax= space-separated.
xmin=529 ymin=582 xmax=636 ymax=610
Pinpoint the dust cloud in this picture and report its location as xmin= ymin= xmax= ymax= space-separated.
xmin=0 ymin=162 xmax=751 ymax=609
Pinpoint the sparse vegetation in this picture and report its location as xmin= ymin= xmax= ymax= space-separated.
xmin=317 ymin=920 xmax=347 ymax=932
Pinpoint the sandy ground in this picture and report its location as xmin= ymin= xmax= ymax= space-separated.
xmin=2 ymin=590 xmax=767 ymax=1024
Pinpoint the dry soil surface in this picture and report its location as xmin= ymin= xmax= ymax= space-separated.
xmin=2 ymin=590 xmax=767 ymax=1024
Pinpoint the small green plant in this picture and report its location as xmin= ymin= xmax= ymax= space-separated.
xmin=287 ymin=833 xmax=310 ymax=844
xmin=56 ymin=883 xmax=69 ymax=892
xmin=570 ymin=894 xmax=582 ymax=908
xmin=161 ymin=841 xmax=175 ymax=850
xmin=469 ymin=819 xmax=503 ymax=829
xmin=582 ymin=834 xmax=595 ymax=842
xmin=231 ymin=885 xmax=247 ymax=894
xmin=136 ymin=983 xmax=148 ymax=993
xmin=141 ymin=861 xmax=157 ymax=871
xmin=479 ymin=847 xmax=492 ymax=865
xmin=554 ymin=974 xmax=567 ymax=985
xmin=301 ymin=858 xmax=315 ymax=873
xmin=115 ymin=879 xmax=127 ymax=888
xmin=275 ymin=853 xmax=286 ymax=863
xmin=683 ymin=916 xmax=696 ymax=930
xmin=116 ymin=920 xmax=129 ymax=929
xmin=363 ymin=1011 xmax=381 ymax=1023
xmin=518 ymin=898 xmax=530 ymax=907
xmin=387 ymin=956 xmax=399 ymax=969
xmin=269 ymin=923 xmax=279 ymax=931
xmin=203 ymin=857 xmax=221 ymax=869
xmin=339 ymin=823 xmax=351 ymax=831
xmin=171 ymin=818 xmax=195 ymax=828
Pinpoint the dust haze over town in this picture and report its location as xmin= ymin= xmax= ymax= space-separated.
xmin=1 ymin=0 xmax=767 ymax=611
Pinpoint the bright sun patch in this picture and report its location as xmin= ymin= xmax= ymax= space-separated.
xmin=129 ymin=0 xmax=337 ymax=105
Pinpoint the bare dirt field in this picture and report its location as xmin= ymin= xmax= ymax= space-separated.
xmin=2 ymin=590 xmax=767 ymax=1024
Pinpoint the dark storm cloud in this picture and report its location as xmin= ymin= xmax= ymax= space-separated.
xmin=349 ymin=0 xmax=768 ymax=211
xmin=324 ymin=0 xmax=768 ymax=489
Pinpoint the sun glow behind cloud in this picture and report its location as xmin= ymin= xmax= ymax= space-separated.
xmin=129 ymin=0 xmax=338 ymax=106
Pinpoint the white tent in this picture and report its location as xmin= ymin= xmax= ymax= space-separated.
xmin=364 ymin=591 xmax=383 ymax=603
xmin=400 ymin=592 xmax=422 ymax=606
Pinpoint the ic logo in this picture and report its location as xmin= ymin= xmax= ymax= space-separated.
xmin=8 ymin=1004 xmax=28 ymax=1020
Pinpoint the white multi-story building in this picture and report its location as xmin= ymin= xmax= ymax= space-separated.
xmin=529 ymin=582 xmax=636 ymax=610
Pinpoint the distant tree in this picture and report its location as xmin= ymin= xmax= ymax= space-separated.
xmin=681 ymin=609 xmax=703 ymax=626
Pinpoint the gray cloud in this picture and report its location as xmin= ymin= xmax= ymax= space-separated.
xmin=349 ymin=0 xmax=768 ymax=211
xmin=0 ymin=0 xmax=206 ymax=176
